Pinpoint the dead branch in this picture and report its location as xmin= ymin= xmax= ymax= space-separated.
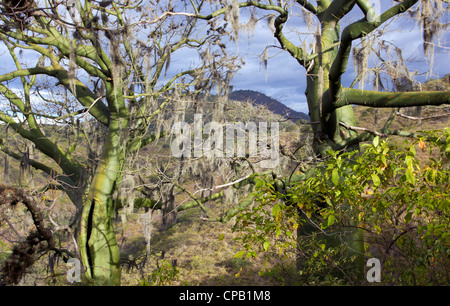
xmin=0 ymin=185 xmax=55 ymax=285
xmin=396 ymin=111 xmax=450 ymax=121
xmin=339 ymin=121 xmax=387 ymax=137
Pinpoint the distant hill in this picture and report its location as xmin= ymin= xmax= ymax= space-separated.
xmin=228 ymin=90 xmax=309 ymax=122
xmin=422 ymin=73 xmax=450 ymax=92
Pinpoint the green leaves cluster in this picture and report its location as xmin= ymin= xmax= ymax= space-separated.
xmin=140 ymin=259 xmax=180 ymax=286
xmin=233 ymin=129 xmax=449 ymax=285
xmin=233 ymin=175 xmax=299 ymax=260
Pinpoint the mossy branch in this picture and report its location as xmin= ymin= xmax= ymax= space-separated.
xmin=333 ymin=88 xmax=450 ymax=110
xmin=329 ymin=0 xmax=419 ymax=100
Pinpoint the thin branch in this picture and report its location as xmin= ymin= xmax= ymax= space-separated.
xmin=194 ymin=1 xmax=286 ymax=20
xmin=138 ymin=11 xmax=196 ymax=25
xmin=339 ymin=121 xmax=387 ymax=137
xmin=214 ymin=173 xmax=253 ymax=191
xmin=4 ymin=218 xmax=23 ymax=241
xmin=396 ymin=111 xmax=450 ymax=121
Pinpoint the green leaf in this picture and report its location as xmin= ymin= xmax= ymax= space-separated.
xmin=263 ymin=240 xmax=270 ymax=252
xmin=276 ymin=227 xmax=281 ymax=238
xmin=405 ymin=168 xmax=415 ymax=184
xmin=373 ymin=136 xmax=380 ymax=147
xmin=409 ymin=144 xmax=416 ymax=156
xmin=255 ymin=178 xmax=264 ymax=189
xmin=327 ymin=215 xmax=336 ymax=227
xmin=331 ymin=168 xmax=339 ymax=185
xmin=234 ymin=251 xmax=246 ymax=258
xmin=374 ymin=224 xmax=382 ymax=235
xmin=272 ymin=203 xmax=281 ymax=218
xmin=371 ymin=173 xmax=381 ymax=187
xmin=405 ymin=155 xmax=414 ymax=169
xmin=381 ymin=155 xmax=387 ymax=167
xmin=247 ymin=251 xmax=257 ymax=258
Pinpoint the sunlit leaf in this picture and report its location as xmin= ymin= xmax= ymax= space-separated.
xmin=373 ymin=136 xmax=379 ymax=147
xmin=331 ymin=168 xmax=339 ymax=185
xmin=327 ymin=215 xmax=336 ymax=227
xmin=272 ymin=203 xmax=281 ymax=218
xmin=234 ymin=251 xmax=246 ymax=258
xmin=263 ymin=240 xmax=270 ymax=252
xmin=371 ymin=173 xmax=380 ymax=187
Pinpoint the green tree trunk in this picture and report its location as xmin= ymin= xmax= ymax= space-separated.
xmin=79 ymin=117 xmax=127 ymax=285
xmin=304 ymin=20 xmax=358 ymax=156
xmin=298 ymin=18 xmax=365 ymax=283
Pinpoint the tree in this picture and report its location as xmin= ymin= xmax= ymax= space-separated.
xmin=183 ymin=0 xmax=449 ymax=283
xmin=0 ymin=0 xmax=237 ymax=285
xmin=188 ymin=0 xmax=449 ymax=154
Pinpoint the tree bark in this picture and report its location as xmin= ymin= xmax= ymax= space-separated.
xmin=79 ymin=116 xmax=127 ymax=285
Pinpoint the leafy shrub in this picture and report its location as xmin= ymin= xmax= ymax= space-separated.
xmin=233 ymin=128 xmax=450 ymax=285
xmin=140 ymin=259 xmax=179 ymax=286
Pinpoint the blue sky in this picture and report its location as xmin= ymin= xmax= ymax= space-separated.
xmin=1 ymin=1 xmax=448 ymax=118
xmin=223 ymin=2 xmax=450 ymax=114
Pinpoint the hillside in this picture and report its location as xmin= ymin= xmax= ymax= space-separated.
xmin=422 ymin=73 xmax=450 ymax=91
xmin=229 ymin=90 xmax=310 ymax=122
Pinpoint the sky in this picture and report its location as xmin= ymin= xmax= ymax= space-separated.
xmin=0 ymin=1 xmax=449 ymax=118
xmin=220 ymin=2 xmax=450 ymax=115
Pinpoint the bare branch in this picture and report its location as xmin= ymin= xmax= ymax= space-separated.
xmin=214 ymin=173 xmax=253 ymax=190
xmin=339 ymin=121 xmax=387 ymax=137
xmin=396 ymin=111 xmax=450 ymax=121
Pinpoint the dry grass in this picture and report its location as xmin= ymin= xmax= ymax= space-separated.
xmin=118 ymin=204 xmax=278 ymax=286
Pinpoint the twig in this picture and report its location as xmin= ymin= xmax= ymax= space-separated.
xmin=396 ymin=111 xmax=450 ymax=121
xmin=339 ymin=121 xmax=387 ymax=137
xmin=4 ymin=218 xmax=23 ymax=241
xmin=214 ymin=173 xmax=253 ymax=190
xmin=138 ymin=12 xmax=196 ymax=25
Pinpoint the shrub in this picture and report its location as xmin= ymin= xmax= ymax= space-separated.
xmin=232 ymin=128 xmax=450 ymax=285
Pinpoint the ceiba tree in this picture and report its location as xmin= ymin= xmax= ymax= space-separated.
xmin=188 ymin=0 xmax=449 ymax=155
xmin=182 ymin=0 xmax=450 ymax=281
xmin=0 ymin=0 xmax=235 ymax=285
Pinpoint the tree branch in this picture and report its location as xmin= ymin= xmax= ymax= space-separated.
xmin=329 ymin=0 xmax=419 ymax=100
xmin=0 ymin=185 xmax=55 ymax=285
xmin=321 ymin=0 xmax=357 ymax=24
xmin=194 ymin=1 xmax=286 ymax=20
xmin=296 ymin=0 xmax=318 ymax=15
xmin=338 ymin=121 xmax=387 ymax=137
xmin=0 ymin=66 xmax=111 ymax=126
xmin=332 ymin=88 xmax=450 ymax=110
xmin=0 ymin=140 xmax=59 ymax=179
xmin=396 ymin=111 xmax=450 ymax=121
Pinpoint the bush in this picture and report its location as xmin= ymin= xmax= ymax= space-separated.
xmin=232 ymin=128 xmax=450 ymax=285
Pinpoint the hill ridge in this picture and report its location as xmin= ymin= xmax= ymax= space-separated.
xmin=228 ymin=90 xmax=309 ymax=121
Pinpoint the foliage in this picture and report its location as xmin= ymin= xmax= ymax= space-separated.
xmin=139 ymin=259 xmax=180 ymax=286
xmin=233 ymin=129 xmax=450 ymax=285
